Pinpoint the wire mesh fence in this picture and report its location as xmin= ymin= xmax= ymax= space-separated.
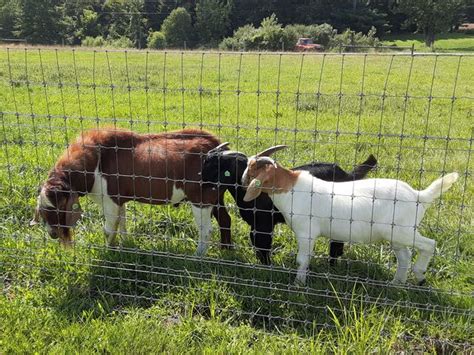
xmin=0 ymin=47 xmax=472 ymax=348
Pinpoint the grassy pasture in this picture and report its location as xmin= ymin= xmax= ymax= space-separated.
xmin=0 ymin=48 xmax=473 ymax=352
xmin=382 ymin=32 xmax=474 ymax=52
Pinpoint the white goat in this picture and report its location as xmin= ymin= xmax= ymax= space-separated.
xmin=242 ymin=146 xmax=459 ymax=285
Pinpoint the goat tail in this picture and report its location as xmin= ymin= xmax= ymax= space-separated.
xmin=347 ymin=154 xmax=378 ymax=180
xmin=418 ymin=172 xmax=459 ymax=204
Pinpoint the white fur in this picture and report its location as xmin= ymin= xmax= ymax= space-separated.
xmin=253 ymin=169 xmax=459 ymax=285
xmin=170 ymin=186 xmax=186 ymax=204
xmin=39 ymin=187 xmax=54 ymax=208
xmin=37 ymin=188 xmax=55 ymax=234
xmin=89 ymin=166 xmax=123 ymax=245
xmin=192 ymin=205 xmax=214 ymax=256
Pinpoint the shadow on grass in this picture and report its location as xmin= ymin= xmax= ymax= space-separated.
xmin=54 ymin=239 xmax=472 ymax=338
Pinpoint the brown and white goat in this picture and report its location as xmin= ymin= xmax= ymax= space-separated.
xmin=30 ymin=128 xmax=231 ymax=254
xmin=242 ymin=146 xmax=458 ymax=285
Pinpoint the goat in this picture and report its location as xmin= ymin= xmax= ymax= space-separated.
xmin=201 ymin=143 xmax=377 ymax=265
xmin=242 ymin=146 xmax=459 ymax=285
xmin=30 ymin=128 xmax=232 ymax=255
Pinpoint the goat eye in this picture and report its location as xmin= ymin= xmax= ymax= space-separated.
xmin=224 ymin=170 xmax=231 ymax=177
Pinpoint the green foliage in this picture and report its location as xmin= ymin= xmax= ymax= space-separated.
xmin=103 ymin=0 xmax=147 ymax=48
xmin=220 ymin=18 xmax=379 ymax=51
xmin=15 ymin=0 xmax=64 ymax=44
xmin=285 ymin=23 xmax=337 ymax=48
xmin=160 ymin=7 xmax=193 ymax=48
xmin=107 ymin=35 xmax=134 ymax=48
xmin=147 ymin=31 xmax=166 ymax=49
xmin=76 ymin=9 xmax=101 ymax=40
xmin=195 ymin=0 xmax=233 ymax=46
xmin=329 ymin=1 xmax=389 ymax=34
xmin=81 ymin=35 xmax=106 ymax=47
xmin=81 ymin=35 xmax=134 ymax=48
xmin=0 ymin=0 xmax=470 ymax=49
xmin=219 ymin=24 xmax=257 ymax=50
xmin=0 ymin=0 xmax=20 ymax=38
xmin=330 ymin=27 xmax=380 ymax=52
xmin=398 ymin=0 xmax=466 ymax=47
xmin=220 ymin=14 xmax=292 ymax=51
xmin=254 ymin=14 xmax=286 ymax=50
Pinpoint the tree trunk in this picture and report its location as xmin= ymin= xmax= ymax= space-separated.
xmin=424 ymin=28 xmax=435 ymax=49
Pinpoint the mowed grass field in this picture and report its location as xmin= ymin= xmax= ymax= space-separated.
xmin=0 ymin=48 xmax=473 ymax=352
xmin=382 ymin=33 xmax=474 ymax=52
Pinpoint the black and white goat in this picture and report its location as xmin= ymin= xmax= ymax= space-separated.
xmin=201 ymin=143 xmax=377 ymax=264
xmin=30 ymin=128 xmax=232 ymax=255
xmin=242 ymin=146 xmax=458 ymax=285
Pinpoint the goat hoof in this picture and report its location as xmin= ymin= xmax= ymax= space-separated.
xmin=294 ymin=276 xmax=307 ymax=287
xmin=194 ymin=246 xmax=208 ymax=257
xmin=417 ymin=279 xmax=427 ymax=286
xmin=220 ymin=243 xmax=234 ymax=250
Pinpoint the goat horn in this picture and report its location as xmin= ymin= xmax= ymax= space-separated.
xmin=208 ymin=142 xmax=230 ymax=153
xmin=256 ymin=145 xmax=288 ymax=157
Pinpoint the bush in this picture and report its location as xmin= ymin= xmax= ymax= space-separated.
xmin=256 ymin=14 xmax=285 ymax=50
xmin=161 ymin=7 xmax=193 ymax=48
xmin=147 ymin=31 xmax=166 ymax=49
xmin=81 ymin=36 xmax=105 ymax=47
xmin=329 ymin=26 xmax=379 ymax=52
xmin=220 ymin=20 xmax=380 ymax=52
xmin=284 ymin=23 xmax=336 ymax=48
xmin=107 ymin=36 xmax=134 ymax=48
xmin=219 ymin=15 xmax=290 ymax=51
xmin=218 ymin=36 xmax=239 ymax=50
xmin=81 ymin=35 xmax=134 ymax=48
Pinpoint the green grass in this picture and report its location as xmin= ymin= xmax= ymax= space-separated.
xmin=382 ymin=32 xmax=474 ymax=52
xmin=0 ymin=48 xmax=473 ymax=352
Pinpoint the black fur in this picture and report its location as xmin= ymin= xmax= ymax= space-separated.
xmin=202 ymin=151 xmax=377 ymax=265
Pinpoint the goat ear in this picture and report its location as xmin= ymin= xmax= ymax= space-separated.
xmin=64 ymin=193 xmax=82 ymax=227
xmin=243 ymin=178 xmax=263 ymax=202
xmin=29 ymin=208 xmax=40 ymax=226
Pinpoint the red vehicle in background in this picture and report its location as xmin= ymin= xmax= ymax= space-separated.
xmin=294 ymin=38 xmax=323 ymax=52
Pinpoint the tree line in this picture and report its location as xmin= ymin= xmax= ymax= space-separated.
xmin=0 ymin=0 xmax=471 ymax=49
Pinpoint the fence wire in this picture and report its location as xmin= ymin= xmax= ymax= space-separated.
xmin=0 ymin=47 xmax=472 ymax=347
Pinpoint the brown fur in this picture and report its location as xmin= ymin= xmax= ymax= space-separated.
xmin=245 ymin=159 xmax=300 ymax=197
xmin=37 ymin=128 xmax=231 ymax=246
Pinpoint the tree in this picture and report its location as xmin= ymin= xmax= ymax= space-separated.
xmin=16 ymin=0 xmax=64 ymax=44
xmin=76 ymin=8 xmax=101 ymax=40
xmin=195 ymin=0 xmax=233 ymax=46
xmin=147 ymin=0 xmax=192 ymax=31
xmin=398 ymin=0 xmax=465 ymax=47
xmin=0 ymin=0 xmax=20 ymax=39
xmin=160 ymin=7 xmax=193 ymax=48
xmin=126 ymin=0 xmax=148 ymax=48
xmin=101 ymin=0 xmax=147 ymax=48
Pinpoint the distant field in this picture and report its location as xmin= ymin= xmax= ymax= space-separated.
xmin=0 ymin=48 xmax=473 ymax=352
xmin=382 ymin=32 xmax=474 ymax=52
